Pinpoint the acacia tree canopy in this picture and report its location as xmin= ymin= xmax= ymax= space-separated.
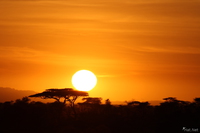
xmin=82 ymin=97 xmax=102 ymax=105
xmin=29 ymin=88 xmax=89 ymax=105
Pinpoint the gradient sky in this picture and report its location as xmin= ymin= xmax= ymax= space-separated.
xmin=0 ymin=0 xmax=200 ymax=102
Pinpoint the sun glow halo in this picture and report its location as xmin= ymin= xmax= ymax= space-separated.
xmin=72 ymin=70 xmax=97 ymax=91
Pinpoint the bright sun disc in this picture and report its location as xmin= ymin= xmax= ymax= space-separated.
xmin=72 ymin=70 xmax=97 ymax=91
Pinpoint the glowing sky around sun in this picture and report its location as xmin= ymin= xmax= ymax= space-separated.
xmin=0 ymin=0 xmax=200 ymax=102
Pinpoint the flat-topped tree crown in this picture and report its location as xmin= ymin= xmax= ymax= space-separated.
xmin=29 ymin=88 xmax=88 ymax=104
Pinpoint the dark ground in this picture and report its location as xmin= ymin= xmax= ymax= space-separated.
xmin=0 ymin=97 xmax=200 ymax=133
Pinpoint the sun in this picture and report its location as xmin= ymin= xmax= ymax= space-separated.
xmin=72 ymin=70 xmax=97 ymax=91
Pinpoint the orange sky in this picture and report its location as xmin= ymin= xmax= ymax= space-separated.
xmin=0 ymin=0 xmax=200 ymax=102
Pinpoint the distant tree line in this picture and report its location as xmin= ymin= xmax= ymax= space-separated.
xmin=0 ymin=89 xmax=199 ymax=133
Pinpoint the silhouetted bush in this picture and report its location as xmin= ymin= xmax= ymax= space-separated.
xmin=0 ymin=97 xmax=200 ymax=133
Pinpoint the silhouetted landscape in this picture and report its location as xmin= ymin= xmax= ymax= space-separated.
xmin=1 ymin=0 xmax=200 ymax=132
xmin=0 ymin=88 xmax=199 ymax=133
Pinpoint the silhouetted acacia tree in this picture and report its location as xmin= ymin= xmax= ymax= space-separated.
xmin=15 ymin=97 xmax=30 ymax=104
xmin=29 ymin=88 xmax=88 ymax=113
xmin=163 ymin=97 xmax=178 ymax=102
xmin=126 ymin=101 xmax=140 ymax=106
xmin=82 ymin=97 xmax=102 ymax=105
xmin=105 ymin=99 xmax=111 ymax=105
xmin=194 ymin=97 xmax=200 ymax=103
